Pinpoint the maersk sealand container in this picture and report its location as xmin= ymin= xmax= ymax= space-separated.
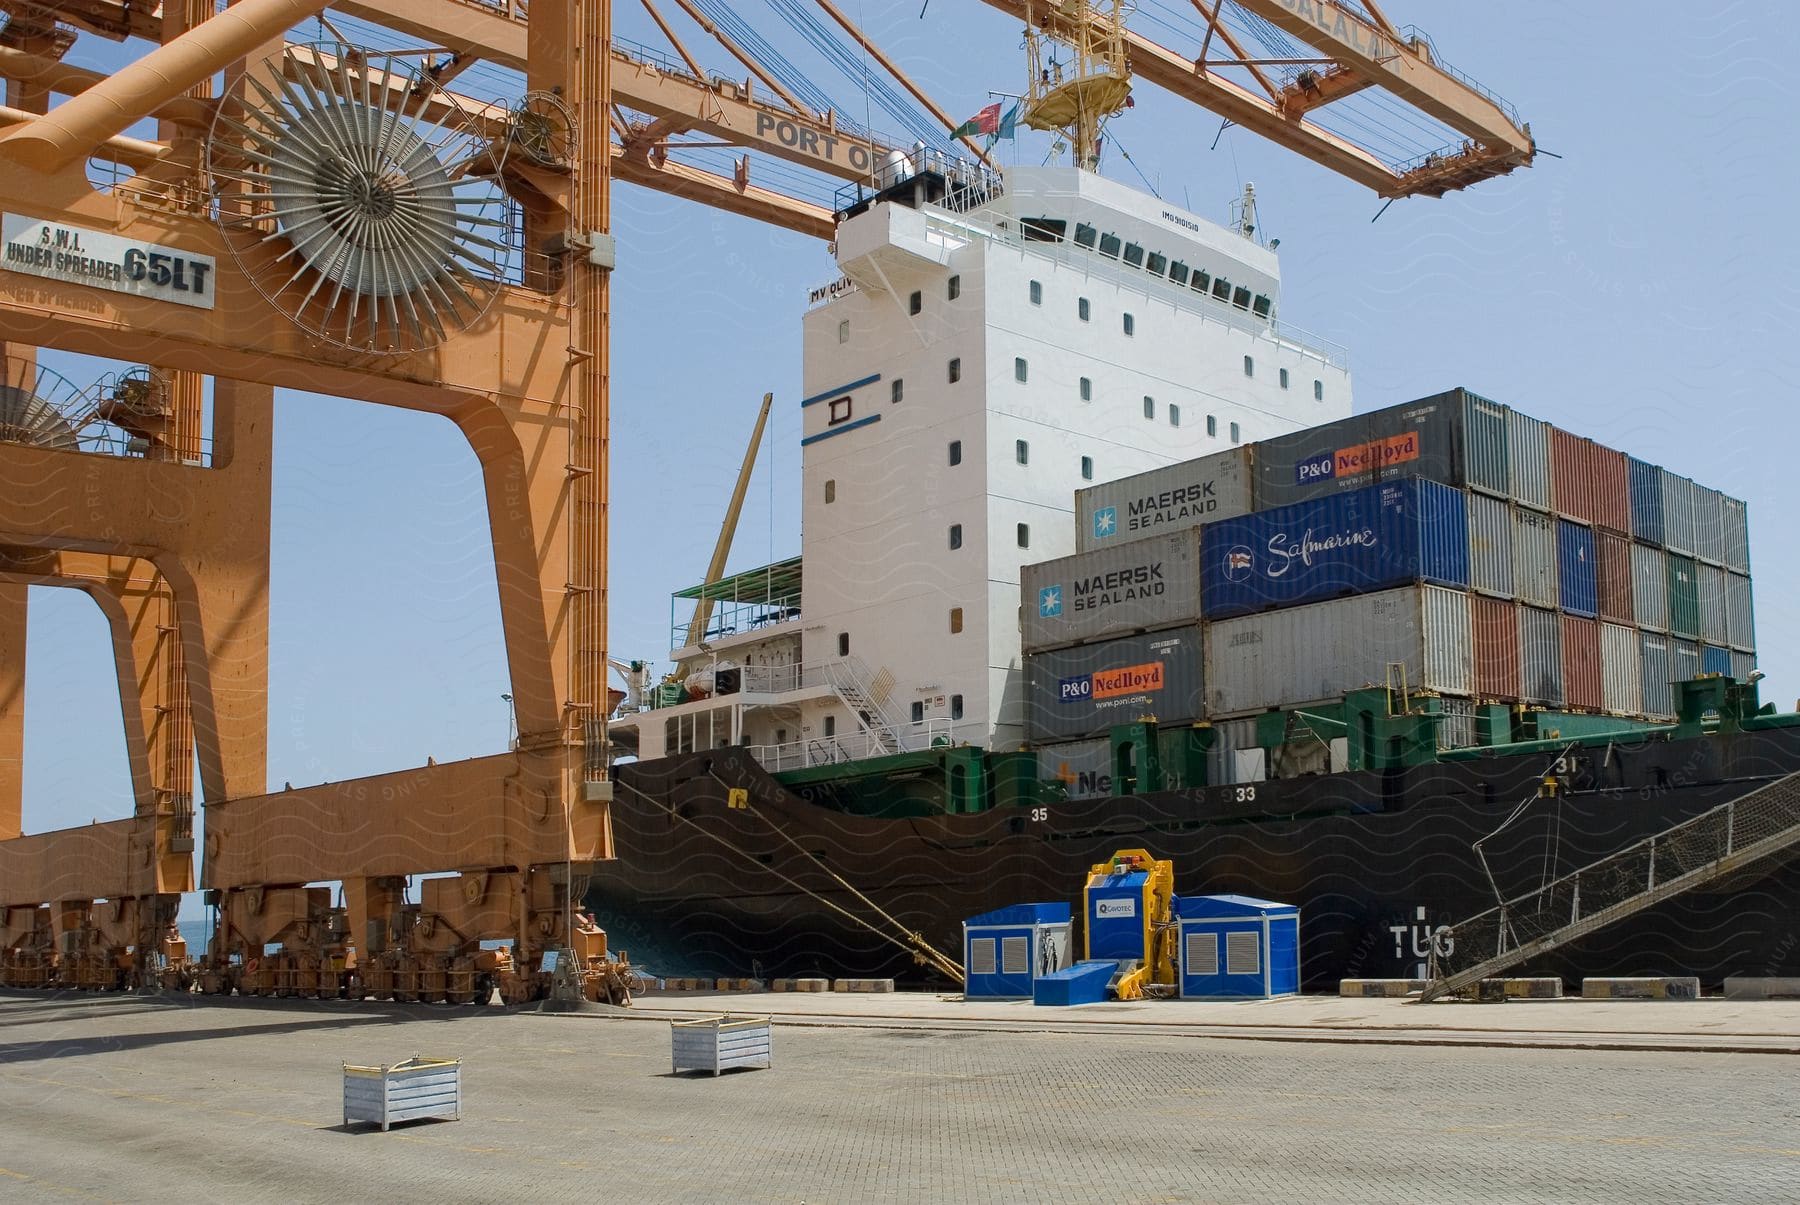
xmin=1201 ymin=478 xmax=1470 ymax=620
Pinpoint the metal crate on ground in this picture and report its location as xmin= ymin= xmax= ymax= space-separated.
xmin=671 ymin=1015 xmax=773 ymax=1075
xmin=342 ymin=1057 xmax=461 ymax=1131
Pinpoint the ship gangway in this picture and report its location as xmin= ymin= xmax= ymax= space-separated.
xmin=1421 ymin=771 xmax=1800 ymax=1002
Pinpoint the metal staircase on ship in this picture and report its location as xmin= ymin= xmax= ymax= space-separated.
xmin=1422 ymin=770 xmax=1800 ymax=1001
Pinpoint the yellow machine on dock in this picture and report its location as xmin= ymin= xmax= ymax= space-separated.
xmin=1083 ymin=850 xmax=1178 ymax=1000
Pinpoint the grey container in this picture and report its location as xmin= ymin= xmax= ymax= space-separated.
xmin=1640 ymin=632 xmax=1674 ymax=719
xmin=342 ymin=1058 xmax=461 ymax=1131
xmin=1467 ymin=492 xmax=1515 ymax=597
xmin=1672 ymin=639 xmax=1700 ymax=687
xmin=1721 ymin=496 xmax=1750 ymax=573
xmin=1518 ymin=604 xmax=1564 ymax=707
xmin=1600 ymin=622 xmax=1643 ymax=717
xmin=1631 ymin=542 xmax=1669 ymax=632
xmin=1695 ymin=563 xmax=1729 ymax=646
xmin=1661 ymin=471 xmax=1697 ymax=556
xmin=1024 ymin=626 xmax=1204 ymax=740
xmin=1035 ymin=738 xmax=1115 ymax=800
xmin=1253 ymin=392 xmax=1469 ymax=509
xmin=671 ymin=1015 xmax=773 ymax=1075
xmin=1730 ymin=649 xmax=1758 ymax=684
xmin=1075 ymin=447 xmax=1253 ymax=553
xmin=1020 ymin=529 xmax=1201 ymax=653
xmin=1726 ymin=572 xmax=1755 ymax=652
xmin=1691 ymin=486 xmax=1728 ymax=565
xmin=1506 ymin=409 xmax=1552 ymax=512
xmin=1209 ymin=717 xmax=1264 ymax=786
xmin=1512 ymin=508 xmax=1558 ymax=608
xmin=1204 ymin=585 xmax=1472 ymax=717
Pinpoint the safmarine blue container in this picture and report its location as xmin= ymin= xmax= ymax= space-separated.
xmin=1201 ymin=478 xmax=1469 ymax=620
xmin=1628 ymin=457 xmax=1664 ymax=546
xmin=1557 ymin=519 xmax=1598 ymax=617
xmin=1701 ymin=644 xmax=1732 ymax=678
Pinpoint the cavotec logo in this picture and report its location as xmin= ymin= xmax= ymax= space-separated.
xmin=1294 ymin=431 xmax=1421 ymax=485
xmin=1070 ymin=562 xmax=1165 ymax=613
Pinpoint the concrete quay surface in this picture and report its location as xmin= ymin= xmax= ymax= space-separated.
xmin=1 ymin=990 xmax=1798 ymax=1203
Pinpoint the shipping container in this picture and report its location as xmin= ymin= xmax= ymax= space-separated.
xmin=1561 ymin=614 xmax=1602 ymax=711
xmin=1666 ymin=553 xmax=1699 ymax=638
xmin=1512 ymin=507 xmax=1558 ymax=608
xmin=1252 ymin=389 xmax=1501 ymax=508
xmin=1721 ymin=496 xmax=1750 ymax=574
xmin=1461 ymin=391 xmax=1511 ymax=496
xmin=1600 ymin=622 xmax=1643 ymax=716
xmin=1557 ymin=519 xmax=1598 ymax=618
xmin=1203 ymin=585 xmax=1472 ymax=716
xmin=1631 ymin=542 xmax=1669 ymax=631
xmin=1471 ymin=596 xmax=1521 ymax=700
xmin=1023 ymin=627 xmax=1204 ymax=741
xmin=1466 ymin=492 xmax=1514 ymax=597
xmin=1020 ymin=529 xmax=1202 ymax=653
xmin=1437 ymin=699 xmax=1483 ymax=751
xmin=1672 ymin=639 xmax=1700 ymax=689
xmin=1640 ymin=633 xmax=1674 ymax=719
xmin=1209 ymin=717 xmax=1264 ymax=786
xmin=1691 ymin=485 xmax=1728 ymax=566
xmin=1595 ymin=529 xmax=1634 ymax=624
xmin=1695 ymin=563 xmax=1729 ymax=646
xmin=1550 ymin=429 xmax=1630 ymax=531
xmin=1518 ymin=605 xmax=1564 ymax=707
xmin=1506 ymin=409 xmax=1552 ymax=511
xmin=1627 ymin=457 xmax=1664 ymax=545
xmin=1034 ymin=739 xmax=1114 ymax=800
xmin=1700 ymin=644 xmax=1732 ymax=678
xmin=1726 ymin=572 xmax=1755 ymax=652
xmin=1201 ymin=478 xmax=1469 ymax=620
xmin=1074 ymin=447 xmax=1254 ymax=553
xmin=1662 ymin=471 xmax=1697 ymax=556
xmin=1730 ymin=650 xmax=1758 ymax=685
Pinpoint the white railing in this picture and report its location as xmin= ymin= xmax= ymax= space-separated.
xmin=748 ymin=719 xmax=956 ymax=772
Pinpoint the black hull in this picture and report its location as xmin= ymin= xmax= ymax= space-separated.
xmin=594 ymin=728 xmax=1800 ymax=991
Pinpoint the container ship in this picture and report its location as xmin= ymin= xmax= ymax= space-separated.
xmin=594 ymin=159 xmax=1797 ymax=991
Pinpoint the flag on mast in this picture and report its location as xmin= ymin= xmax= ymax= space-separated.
xmin=952 ymin=101 xmax=1002 ymax=139
xmin=990 ymin=102 xmax=1022 ymax=143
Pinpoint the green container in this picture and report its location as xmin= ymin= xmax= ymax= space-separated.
xmin=1666 ymin=553 xmax=1700 ymax=638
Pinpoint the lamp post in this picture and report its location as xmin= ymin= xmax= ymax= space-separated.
xmin=501 ymin=692 xmax=515 ymax=750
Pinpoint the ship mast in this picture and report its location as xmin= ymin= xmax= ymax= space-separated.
xmin=1021 ymin=0 xmax=1134 ymax=170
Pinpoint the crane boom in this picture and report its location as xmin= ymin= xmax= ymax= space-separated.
xmin=674 ymin=392 xmax=774 ymax=678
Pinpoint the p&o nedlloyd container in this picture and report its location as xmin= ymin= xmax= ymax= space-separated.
xmin=1074 ymin=448 xmax=1253 ymax=553
xmin=1023 ymin=627 xmax=1204 ymax=741
xmin=1204 ymin=585 xmax=1472 ymax=717
xmin=1201 ymin=478 xmax=1469 ymax=621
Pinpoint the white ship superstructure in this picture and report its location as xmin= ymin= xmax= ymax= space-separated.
xmin=613 ymin=163 xmax=1352 ymax=767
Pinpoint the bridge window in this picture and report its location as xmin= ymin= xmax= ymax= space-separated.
xmin=1212 ymin=277 xmax=1231 ymax=301
xmin=1193 ymin=270 xmax=1211 ymax=294
xmin=1169 ymin=261 xmax=1190 ymax=286
xmin=1232 ymin=286 xmax=1253 ymax=311
xmin=1253 ymin=294 xmax=1272 ymax=319
xmin=1146 ymin=252 xmax=1167 ymax=275
xmin=1022 ymin=217 xmax=1067 ymax=242
xmin=1122 ymin=242 xmax=1144 ymax=267
xmin=1074 ymin=223 xmax=1098 ymax=249
xmin=1097 ymin=233 xmax=1121 ymax=259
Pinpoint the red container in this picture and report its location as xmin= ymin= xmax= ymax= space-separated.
xmin=1550 ymin=430 xmax=1631 ymax=532
xmin=1472 ymin=595 xmax=1521 ymax=700
xmin=1560 ymin=614 xmax=1603 ymax=711
xmin=1596 ymin=529 xmax=1635 ymax=623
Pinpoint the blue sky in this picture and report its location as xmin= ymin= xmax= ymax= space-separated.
xmin=19 ymin=4 xmax=1800 ymax=855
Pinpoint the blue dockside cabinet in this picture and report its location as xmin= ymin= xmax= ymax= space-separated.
xmin=1176 ymin=895 xmax=1300 ymax=1000
xmin=963 ymin=903 xmax=1073 ymax=999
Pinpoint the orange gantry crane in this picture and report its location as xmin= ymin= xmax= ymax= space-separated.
xmin=0 ymin=0 xmax=1532 ymax=1000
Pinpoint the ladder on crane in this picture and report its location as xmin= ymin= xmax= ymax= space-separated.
xmin=1421 ymin=771 xmax=1800 ymax=1002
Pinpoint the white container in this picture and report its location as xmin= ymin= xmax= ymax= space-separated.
xmin=1600 ymin=622 xmax=1643 ymax=717
xmin=1726 ymin=572 xmax=1755 ymax=652
xmin=1511 ymin=507 xmax=1558 ymax=608
xmin=671 ymin=1015 xmax=772 ymax=1075
xmin=1020 ymin=529 xmax=1202 ymax=653
xmin=1631 ymin=542 xmax=1669 ymax=632
xmin=1695 ymin=563 xmax=1729 ymax=646
xmin=342 ymin=1058 xmax=461 ymax=1131
xmin=1204 ymin=585 xmax=1472 ymax=716
xmin=1467 ymin=492 xmax=1514 ymax=598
